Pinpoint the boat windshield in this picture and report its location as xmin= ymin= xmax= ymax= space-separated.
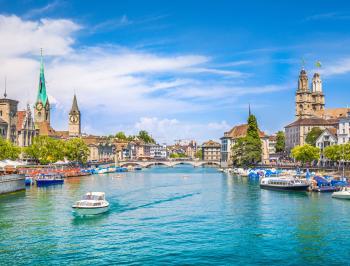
xmin=83 ymin=194 xmax=104 ymax=201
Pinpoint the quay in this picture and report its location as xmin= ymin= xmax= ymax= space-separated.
xmin=0 ymin=174 xmax=25 ymax=195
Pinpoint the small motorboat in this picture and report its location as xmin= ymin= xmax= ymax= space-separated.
xmin=72 ymin=192 xmax=109 ymax=215
xmin=25 ymin=176 xmax=34 ymax=186
xmin=332 ymin=187 xmax=350 ymax=200
xmin=36 ymin=173 xmax=64 ymax=187
xmin=260 ymin=176 xmax=309 ymax=191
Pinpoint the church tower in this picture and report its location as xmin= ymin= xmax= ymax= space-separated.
xmin=34 ymin=51 xmax=50 ymax=127
xmin=295 ymin=69 xmax=313 ymax=119
xmin=68 ymin=94 xmax=81 ymax=136
xmin=311 ymin=72 xmax=325 ymax=111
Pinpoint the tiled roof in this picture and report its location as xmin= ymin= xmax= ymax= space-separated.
xmin=314 ymin=108 xmax=350 ymax=119
xmin=285 ymin=117 xmax=331 ymax=128
xmin=202 ymin=140 xmax=221 ymax=147
xmin=16 ymin=111 xmax=26 ymax=130
xmin=328 ymin=127 xmax=337 ymax=136
xmin=55 ymin=131 xmax=69 ymax=138
xmin=223 ymin=124 xmax=265 ymax=139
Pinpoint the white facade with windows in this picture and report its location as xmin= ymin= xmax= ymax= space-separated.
xmin=337 ymin=113 xmax=350 ymax=144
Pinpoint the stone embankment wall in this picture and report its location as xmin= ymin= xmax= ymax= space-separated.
xmin=0 ymin=174 xmax=25 ymax=195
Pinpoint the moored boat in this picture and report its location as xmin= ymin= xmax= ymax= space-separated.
xmin=36 ymin=173 xmax=64 ymax=187
xmin=260 ymin=176 xmax=309 ymax=191
xmin=332 ymin=187 xmax=350 ymax=199
xmin=72 ymin=192 xmax=109 ymax=215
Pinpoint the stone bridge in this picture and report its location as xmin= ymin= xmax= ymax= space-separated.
xmin=116 ymin=160 xmax=221 ymax=168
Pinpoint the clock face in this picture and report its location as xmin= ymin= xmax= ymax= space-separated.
xmin=36 ymin=102 xmax=43 ymax=111
xmin=70 ymin=115 xmax=78 ymax=123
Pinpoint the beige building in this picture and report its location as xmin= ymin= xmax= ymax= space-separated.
xmin=201 ymin=140 xmax=221 ymax=161
xmin=220 ymin=124 xmax=269 ymax=167
xmin=68 ymin=94 xmax=81 ymax=137
xmin=285 ymin=117 xmax=335 ymax=151
xmin=16 ymin=105 xmax=36 ymax=147
xmin=295 ymin=69 xmax=325 ymax=119
xmin=285 ymin=68 xmax=348 ymax=151
xmin=82 ymin=136 xmax=115 ymax=162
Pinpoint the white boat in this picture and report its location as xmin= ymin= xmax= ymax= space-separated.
xmin=260 ymin=176 xmax=309 ymax=191
xmin=72 ymin=192 xmax=109 ymax=215
xmin=332 ymin=187 xmax=350 ymax=199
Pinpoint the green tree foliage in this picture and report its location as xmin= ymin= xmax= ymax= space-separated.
xmin=138 ymin=130 xmax=155 ymax=144
xmin=305 ymin=127 xmax=323 ymax=146
xmin=170 ymin=153 xmax=187 ymax=158
xmin=115 ymin=131 xmax=127 ymax=140
xmin=231 ymin=114 xmax=262 ymax=166
xmin=291 ymin=144 xmax=320 ymax=164
xmin=275 ymin=131 xmax=285 ymax=152
xmin=324 ymin=144 xmax=350 ymax=162
xmin=24 ymin=136 xmax=90 ymax=164
xmin=65 ymin=138 xmax=90 ymax=164
xmin=0 ymin=137 xmax=21 ymax=160
xmin=195 ymin=149 xmax=202 ymax=159
xmin=24 ymin=136 xmax=65 ymax=164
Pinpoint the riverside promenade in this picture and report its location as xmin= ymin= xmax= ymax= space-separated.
xmin=0 ymin=174 xmax=25 ymax=195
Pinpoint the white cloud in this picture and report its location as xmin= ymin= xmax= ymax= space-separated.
xmin=132 ymin=117 xmax=230 ymax=143
xmin=0 ymin=14 xmax=285 ymax=140
xmin=319 ymin=58 xmax=350 ymax=76
xmin=0 ymin=15 xmax=80 ymax=57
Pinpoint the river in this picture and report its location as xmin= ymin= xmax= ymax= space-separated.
xmin=0 ymin=165 xmax=349 ymax=265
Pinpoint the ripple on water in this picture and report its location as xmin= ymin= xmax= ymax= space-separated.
xmin=0 ymin=166 xmax=350 ymax=265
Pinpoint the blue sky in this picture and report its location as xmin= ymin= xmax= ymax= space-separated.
xmin=1 ymin=0 xmax=350 ymax=143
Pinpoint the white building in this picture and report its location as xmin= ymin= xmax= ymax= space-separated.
xmin=337 ymin=112 xmax=350 ymax=144
xmin=150 ymin=144 xmax=167 ymax=159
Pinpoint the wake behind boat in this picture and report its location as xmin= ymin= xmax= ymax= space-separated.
xmin=72 ymin=192 xmax=109 ymax=216
xmin=260 ymin=176 xmax=309 ymax=191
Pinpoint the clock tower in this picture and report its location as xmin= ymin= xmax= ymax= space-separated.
xmin=34 ymin=51 xmax=50 ymax=127
xmin=68 ymin=94 xmax=81 ymax=137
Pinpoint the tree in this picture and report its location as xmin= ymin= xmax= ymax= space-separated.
xmin=195 ymin=149 xmax=202 ymax=159
xmin=323 ymin=145 xmax=342 ymax=162
xmin=291 ymin=144 xmax=320 ymax=164
xmin=24 ymin=136 xmax=65 ymax=164
xmin=115 ymin=131 xmax=127 ymax=140
xmin=0 ymin=137 xmax=21 ymax=160
xmin=65 ymin=138 xmax=90 ymax=164
xmin=231 ymin=114 xmax=262 ymax=166
xmin=138 ymin=130 xmax=155 ymax=144
xmin=275 ymin=131 xmax=285 ymax=152
xmin=305 ymin=127 xmax=323 ymax=146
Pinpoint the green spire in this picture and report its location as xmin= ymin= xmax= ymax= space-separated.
xmin=37 ymin=49 xmax=48 ymax=106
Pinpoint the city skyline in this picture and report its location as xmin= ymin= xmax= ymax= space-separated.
xmin=1 ymin=1 xmax=350 ymax=143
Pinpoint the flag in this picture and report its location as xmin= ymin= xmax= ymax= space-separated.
xmin=315 ymin=61 xmax=322 ymax=68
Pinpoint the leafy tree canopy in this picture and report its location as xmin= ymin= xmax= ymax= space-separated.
xmin=0 ymin=137 xmax=21 ymax=160
xmin=138 ymin=130 xmax=155 ymax=144
xmin=305 ymin=127 xmax=323 ymax=146
xmin=291 ymin=144 xmax=320 ymax=164
xmin=275 ymin=131 xmax=285 ymax=153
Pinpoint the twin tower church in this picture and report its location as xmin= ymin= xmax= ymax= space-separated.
xmin=0 ymin=54 xmax=81 ymax=147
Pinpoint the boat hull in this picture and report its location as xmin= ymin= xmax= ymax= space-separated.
xmin=260 ymin=184 xmax=309 ymax=191
xmin=36 ymin=179 xmax=64 ymax=187
xmin=332 ymin=193 xmax=350 ymax=199
xmin=72 ymin=206 xmax=109 ymax=215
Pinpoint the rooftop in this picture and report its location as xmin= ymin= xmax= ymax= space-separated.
xmin=223 ymin=124 xmax=265 ymax=139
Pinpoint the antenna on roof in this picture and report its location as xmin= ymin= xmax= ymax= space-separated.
xmin=4 ymin=76 xmax=7 ymax=98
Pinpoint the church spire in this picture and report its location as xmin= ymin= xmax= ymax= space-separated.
xmin=4 ymin=76 xmax=7 ymax=98
xmin=36 ymin=49 xmax=48 ymax=106
xmin=70 ymin=94 xmax=80 ymax=113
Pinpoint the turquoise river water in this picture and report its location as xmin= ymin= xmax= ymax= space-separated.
xmin=0 ymin=165 xmax=350 ymax=265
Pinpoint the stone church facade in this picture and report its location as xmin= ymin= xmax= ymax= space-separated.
xmin=285 ymin=68 xmax=347 ymax=151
